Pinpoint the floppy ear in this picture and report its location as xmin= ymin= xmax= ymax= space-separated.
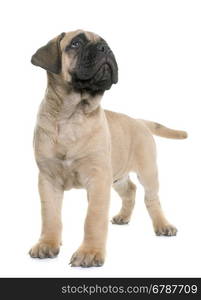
xmin=31 ymin=32 xmax=65 ymax=74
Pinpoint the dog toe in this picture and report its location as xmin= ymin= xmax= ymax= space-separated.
xmin=70 ymin=246 xmax=105 ymax=268
xmin=29 ymin=242 xmax=60 ymax=259
xmin=155 ymin=224 xmax=177 ymax=236
xmin=111 ymin=214 xmax=130 ymax=225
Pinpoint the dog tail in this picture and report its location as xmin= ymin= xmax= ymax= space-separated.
xmin=140 ymin=120 xmax=188 ymax=139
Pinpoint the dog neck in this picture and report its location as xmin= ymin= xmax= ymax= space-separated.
xmin=44 ymin=72 xmax=103 ymax=119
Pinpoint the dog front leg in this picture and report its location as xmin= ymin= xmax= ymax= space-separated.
xmin=70 ymin=168 xmax=112 ymax=267
xmin=29 ymin=172 xmax=64 ymax=258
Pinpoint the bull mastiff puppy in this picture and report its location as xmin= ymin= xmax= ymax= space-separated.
xmin=29 ymin=29 xmax=187 ymax=267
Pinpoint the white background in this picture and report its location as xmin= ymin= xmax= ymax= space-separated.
xmin=0 ymin=0 xmax=200 ymax=277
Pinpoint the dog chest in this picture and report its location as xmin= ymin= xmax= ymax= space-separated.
xmin=55 ymin=110 xmax=87 ymax=144
xmin=37 ymin=156 xmax=83 ymax=190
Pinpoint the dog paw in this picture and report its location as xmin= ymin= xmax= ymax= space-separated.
xmin=111 ymin=214 xmax=130 ymax=225
xmin=29 ymin=241 xmax=60 ymax=259
xmin=154 ymin=223 xmax=177 ymax=236
xmin=69 ymin=246 xmax=105 ymax=267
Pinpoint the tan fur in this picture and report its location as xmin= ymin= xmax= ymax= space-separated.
xmin=29 ymin=30 xmax=187 ymax=267
xmin=139 ymin=119 xmax=188 ymax=139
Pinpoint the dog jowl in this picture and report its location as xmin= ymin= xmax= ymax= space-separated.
xmin=29 ymin=30 xmax=187 ymax=267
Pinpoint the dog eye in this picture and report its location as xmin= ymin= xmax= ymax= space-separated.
xmin=71 ymin=40 xmax=80 ymax=48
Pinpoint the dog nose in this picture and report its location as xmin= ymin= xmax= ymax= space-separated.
xmin=97 ymin=42 xmax=109 ymax=53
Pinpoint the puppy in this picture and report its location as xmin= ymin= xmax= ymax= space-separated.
xmin=29 ymin=29 xmax=187 ymax=267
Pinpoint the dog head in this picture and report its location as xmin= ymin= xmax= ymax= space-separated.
xmin=31 ymin=30 xmax=118 ymax=94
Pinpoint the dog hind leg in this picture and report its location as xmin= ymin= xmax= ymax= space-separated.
xmin=137 ymin=152 xmax=177 ymax=236
xmin=112 ymin=176 xmax=136 ymax=225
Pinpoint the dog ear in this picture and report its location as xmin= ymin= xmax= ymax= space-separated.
xmin=31 ymin=32 xmax=65 ymax=74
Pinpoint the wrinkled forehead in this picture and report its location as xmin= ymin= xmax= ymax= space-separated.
xmin=60 ymin=30 xmax=101 ymax=50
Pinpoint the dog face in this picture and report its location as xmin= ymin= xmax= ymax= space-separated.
xmin=31 ymin=30 xmax=118 ymax=94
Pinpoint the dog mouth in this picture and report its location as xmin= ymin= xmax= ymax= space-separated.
xmin=75 ymin=54 xmax=117 ymax=80
xmin=92 ymin=62 xmax=113 ymax=83
xmin=71 ymin=52 xmax=118 ymax=93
